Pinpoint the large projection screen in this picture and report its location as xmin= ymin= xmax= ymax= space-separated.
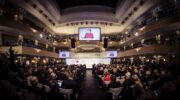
xmin=66 ymin=58 xmax=110 ymax=68
xmin=78 ymin=27 xmax=101 ymax=40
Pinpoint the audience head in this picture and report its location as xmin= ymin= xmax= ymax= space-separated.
xmin=30 ymin=76 xmax=38 ymax=86
xmin=125 ymin=72 xmax=131 ymax=79
xmin=146 ymin=70 xmax=151 ymax=76
xmin=111 ymin=75 xmax=116 ymax=82
xmin=50 ymin=72 xmax=57 ymax=79
xmin=49 ymin=79 xmax=58 ymax=92
xmin=132 ymin=74 xmax=139 ymax=82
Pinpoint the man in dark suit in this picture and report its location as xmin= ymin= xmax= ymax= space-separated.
xmin=61 ymin=75 xmax=79 ymax=100
xmin=61 ymin=75 xmax=79 ymax=93
xmin=108 ymin=75 xmax=121 ymax=89
xmin=47 ymin=80 xmax=65 ymax=100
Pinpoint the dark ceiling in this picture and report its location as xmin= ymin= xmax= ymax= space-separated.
xmin=56 ymin=0 xmax=120 ymax=10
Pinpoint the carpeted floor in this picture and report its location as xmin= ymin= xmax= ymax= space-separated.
xmin=77 ymin=70 xmax=107 ymax=100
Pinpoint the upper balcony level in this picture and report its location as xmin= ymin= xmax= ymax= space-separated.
xmin=107 ymin=14 xmax=180 ymax=49
xmin=0 ymin=46 xmax=59 ymax=58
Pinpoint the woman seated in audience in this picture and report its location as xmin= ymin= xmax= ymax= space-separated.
xmin=101 ymin=71 xmax=111 ymax=91
xmin=103 ymin=71 xmax=111 ymax=84
xmin=61 ymin=74 xmax=79 ymax=93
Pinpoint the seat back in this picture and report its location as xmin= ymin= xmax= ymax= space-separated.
xmin=119 ymin=79 xmax=125 ymax=85
xmin=104 ymin=81 xmax=111 ymax=85
xmin=98 ymin=75 xmax=102 ymax=78
xmin=116 ymin=77 xmax=120 ymax=82
xmin=130 ymin=84 xmax=136 ymax=89
xmin=60 ymin=88 xmax=73 ymax=100
xmin=44 ymin=85 xmax=50 ymax=92
xmin=109 ymin=87 xmax=123 ymax=100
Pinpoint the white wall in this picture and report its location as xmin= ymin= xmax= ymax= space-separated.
xmin=66 ymin=58 xmax=110 ymax=68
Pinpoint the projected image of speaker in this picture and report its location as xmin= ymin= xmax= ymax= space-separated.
xmin=71 ymin=38 xmax=75 ymax=48
xmin=103 ymin=38 xmax=108 ymax=48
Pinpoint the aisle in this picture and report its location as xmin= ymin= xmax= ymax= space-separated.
xmin=78 ymin=70 xmax=107 ymax=100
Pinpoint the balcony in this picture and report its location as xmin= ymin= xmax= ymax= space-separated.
xmin=124 ymin=15 xmax=180 ymax=45
xmin=0 ymin=46 xmax=59 ymax=58
xmin=118 ymin=44 xmax=180 ymax=58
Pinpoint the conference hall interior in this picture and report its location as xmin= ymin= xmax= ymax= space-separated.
xmin=0 ymin=0 xmax=180 ymax=100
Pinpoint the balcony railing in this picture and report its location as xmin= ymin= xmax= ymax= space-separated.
xmin=117 ymin=45 xmax=180 ymax=58
xmin=0 ymin=46 xmax=59 ymax=58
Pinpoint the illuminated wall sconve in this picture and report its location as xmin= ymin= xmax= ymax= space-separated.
xmin=119 ymin=40 xmax=124 ymax=45
xmin=135 ymin=32 xmax=139 ymax=36
xmin=31 ymin=28 xmax=37 ymax=33
xmin=40 ymin=34 xmax=43 ymax=38
xmin=43 ymin=59 xmax=47 ymax=64
xmin=136 ymin=48 xmax=140 ymax=52
xmin=139 ymin=26 xmax=146 ymax=31
xmin=35 ymin=48 xmax=41 ymax=53
xmin=131 ymin=43 xmax=134 ymax=47
xmin=46 ymin=44 xmax=48 ymax=48
xmin=31 ymin=59 xmax=35 ymax=63
xmin=163 ymin=58 xmax=166 ymax=62
xmin=141 ymin=39 xmax=144 ymax=44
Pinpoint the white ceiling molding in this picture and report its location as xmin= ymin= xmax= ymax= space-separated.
xmin=115 ymin=0 xmax=162 ymax=33
xmin=123 ymin=0 xmax=162 ymax=28
xmin=38 ymin=0 xmax=61 ymax=22
xmin=29 ymin=0 xmax=57 ymax=24
xmin=115 ymin=0 xmax=135 ymax=20
xmin=116 ymin=0 xmax=140 ymax=23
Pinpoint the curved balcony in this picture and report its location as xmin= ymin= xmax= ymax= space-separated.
xmin=124 ymin=15 xmax=180 ymax=45
xmin=108 ymin=15 xmax=180 ymax=48
xmin=0 ymin=17 xmax=50 ymax=44
xmin=0 ymin=46 xmax=59 ymax=58
xmin=118 ymin=44 xmax=180 ymax=58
